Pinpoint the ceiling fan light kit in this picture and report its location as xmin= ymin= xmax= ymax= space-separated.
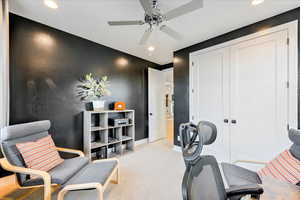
xmin=148 ymin=46 xmax=155 ymax=52
xmin=252 ymin=0 xmax=264 ymax=6
xmin=108 ymin=0 xmax=203 ymax=45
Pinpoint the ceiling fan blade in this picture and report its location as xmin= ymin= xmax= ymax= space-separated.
xmin=164 ymin=0 xmax=203 ymax=21
xmin=160 ymin=25 xmax=182 ymax=40
xmin=139 ymin=0 xmax=153 ymax=15
xmin=108 ymin=20 xmax=145 ymax=26
xmin=139 ymin=28 xmax=152 ymax=45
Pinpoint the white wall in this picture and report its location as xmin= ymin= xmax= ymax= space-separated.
xmin=0 ymin=0 xmax=10 ymax=129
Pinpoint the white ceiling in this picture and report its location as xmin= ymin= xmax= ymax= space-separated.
xmin=10 ymin=0 xmax=300 ymax=65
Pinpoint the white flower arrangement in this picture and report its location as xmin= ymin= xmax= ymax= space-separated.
xmin=78 ymin=73 xmax=111 ymax=101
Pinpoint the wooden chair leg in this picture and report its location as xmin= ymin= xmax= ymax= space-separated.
xmin=110 ymin=167 xmax=120 ymax=185
xmin=44 ymin=184 xmax=51 ymax=200
xmin=99 ymin=190 xmax=104 ymax=200
xmin=116 ymin=167 xmax=120 ymax=184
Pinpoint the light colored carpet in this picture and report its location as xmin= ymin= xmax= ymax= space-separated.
xmin=104 ymin=140 xmax=185 ymax=200
xmin=4 ymin=140 xmax=185 ymax=200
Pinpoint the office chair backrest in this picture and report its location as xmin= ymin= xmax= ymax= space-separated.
xmin=179 ymin=121 xmax=217 ymax=165
xmin=197 ymin=121 xmax=217 ymax=145
xmin=289 ymin=129 xmax=300 ymax=160
xmin=182 ymin=155 xmax=227 ymax=200
xmin=181 ymin=121 xmax=227 ymax=200
xmin=0 ymin=120 xmax=51 ymax=185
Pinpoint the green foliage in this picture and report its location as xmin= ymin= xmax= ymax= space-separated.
xmin=77 ymin=73 xmax=111 ymax=101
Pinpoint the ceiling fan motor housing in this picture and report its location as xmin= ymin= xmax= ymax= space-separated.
xmin=144 ymin=13 xmax=163 ymax=27
xmin=152 ymin=0 xmax=158 ymax=8
xmin=107 ymin=0 xmax=204 ymax=44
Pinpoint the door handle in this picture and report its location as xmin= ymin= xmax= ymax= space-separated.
xmin=231 ymin=120 xmax=237 ymax=124
xmin=224 ymin=119 xmax=229 ymax=123
xmin=149 ymin=113 xmax=153 ymax=116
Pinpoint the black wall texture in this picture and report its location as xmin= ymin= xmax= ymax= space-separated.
xmin=158 ymin=63 xmax=173 ymax=70
xmin=9 ymin=14 xmax=159 ymax=152
xmin=174 ymin=7 xmax=300 ymax=146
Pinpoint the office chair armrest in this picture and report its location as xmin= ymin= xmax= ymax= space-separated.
xmin=0 ymin=158 xmax=52 ymax=200
xmin=56 ymin=147 xmax=85 ymax=157
xmin=226 ymin=184 xmax=264 ymax=198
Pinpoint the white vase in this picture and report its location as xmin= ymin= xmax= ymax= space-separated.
xmin=92 ymin=100 xmax=105 ymax=111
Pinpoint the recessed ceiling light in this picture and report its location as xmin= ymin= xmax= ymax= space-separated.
xmin=148 ymin=46 xmax=155 ymax=52
xmin=44 ymin=0 xmax=58 ymax=9
xmin=252 ymin=0 xmax=264 ymax=6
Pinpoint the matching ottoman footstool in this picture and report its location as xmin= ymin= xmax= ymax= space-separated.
xmin=57 ymin=158 xmax=120 ymax=200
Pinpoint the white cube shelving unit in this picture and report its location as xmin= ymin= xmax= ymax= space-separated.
xmin=83 ymin=110 xmax=135 ymax=160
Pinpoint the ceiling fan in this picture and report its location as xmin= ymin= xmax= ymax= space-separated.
xmin=108 ymin=0 xmax=203 ymax=45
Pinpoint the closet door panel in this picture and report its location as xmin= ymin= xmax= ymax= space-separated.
xmin=230 ymin=30 xmax=289 ymax=170
xmin=192 ymin=48 xmax=230 ymax=162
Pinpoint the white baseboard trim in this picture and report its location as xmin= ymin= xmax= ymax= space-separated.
xmin=135 ymin=138 xmax=149 ymax=146
xmin=173 ymin=145 xmax=181 ymax=152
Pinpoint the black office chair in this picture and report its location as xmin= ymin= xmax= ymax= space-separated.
xmin=179 ymin=121 xmax=264 ymax=200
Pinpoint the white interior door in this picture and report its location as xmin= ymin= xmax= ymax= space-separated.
xmin=149 ymin=68 xmax=166 ymax=142
xmin=230 ymin=30 xmax=290 ymax=170
xmin=191 ymin=48 xmax=230 ymax=162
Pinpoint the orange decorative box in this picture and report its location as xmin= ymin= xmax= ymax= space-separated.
xmin=114 ymin=102 xmax=126 ymax=110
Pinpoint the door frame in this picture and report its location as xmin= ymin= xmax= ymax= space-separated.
xmin=162 ymin=67 xmax=174 ymax=118
xmin=189 ymin=20 xmax=298 ymax=130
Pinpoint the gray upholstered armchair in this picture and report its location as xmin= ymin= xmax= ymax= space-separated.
xmin=0 ymin=120 xmax=120 ymax=200
xmin=222 ymin=128 xmax=300 ymax=189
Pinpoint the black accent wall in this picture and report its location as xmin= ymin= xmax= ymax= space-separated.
xmin=174 ymin=7 xmax=300 ymax=146
xmin=158 ymin=63 xmax=173 ymax=70
xmin=9 ymin=14 xmax=159 ymax=152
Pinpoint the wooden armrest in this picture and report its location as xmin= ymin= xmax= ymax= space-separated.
xmin=57 ymin=183 xmax=103 ymax=200
xmin=56 ymin=147 xmax=84 ymax=157
xmin=233 ymin=160 xmax=268 ymax=166
xmin=0 ymin=158 xmax=51 ymax=200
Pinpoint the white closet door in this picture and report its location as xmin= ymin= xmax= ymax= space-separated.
xmin=230 ymin=30 xmax=290 ymax=169
xmin=191 ymin=48 xmax=230 ymax=162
